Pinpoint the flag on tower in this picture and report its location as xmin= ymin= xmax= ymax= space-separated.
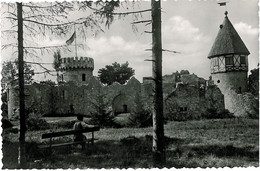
xmin=218 ymin=2 xmax=227 ymax=6
xmin=66 ymin=32 xmax=76 ymax=45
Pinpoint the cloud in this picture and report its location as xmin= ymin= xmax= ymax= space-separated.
xmin=75 ymin=36 xmax=151 ymax=81
xmin=163 ymin=16 xmax=209 ymax=45
xmin=234 ymin=22 xmax=258 ymax=36
xmin=161 ymin=16 xmax=211 ymax=78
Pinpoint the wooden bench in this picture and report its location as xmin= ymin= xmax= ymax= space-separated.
xmin=38 ymin=126 xmax=100 ymax=152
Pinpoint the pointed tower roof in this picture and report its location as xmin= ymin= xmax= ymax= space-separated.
xmin=208 ymin=11 xmax=250 ymax=58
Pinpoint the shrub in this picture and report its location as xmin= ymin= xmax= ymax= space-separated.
xmin=53 ymin=119 xmax=77 ymax=129
xmin=202 ymin=109 xmax=234 ymax=119
xmin=128 ymin=110 xmax=152 ymax=128
xmin=89 ymin=109 xmax=116 ymax=128
xmin=165 ymin=110 xmax=193 ymax=121
xmin=26 ymin=115 xmax=50 ymax=131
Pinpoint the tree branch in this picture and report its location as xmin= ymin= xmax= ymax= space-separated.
xmin=83 ymin=4 xmax=152 ymax=15
xmin=162 ymin=49 xmax=180 ymax=54
xmin=131 ymin=20 xmax=152 ymax=25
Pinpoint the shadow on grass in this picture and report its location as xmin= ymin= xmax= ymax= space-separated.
xmin=2 ymin=135 xmax=259 ymax=169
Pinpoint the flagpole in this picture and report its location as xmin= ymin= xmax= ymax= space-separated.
xmin=74 ymin=24 xmax=77 ymax=57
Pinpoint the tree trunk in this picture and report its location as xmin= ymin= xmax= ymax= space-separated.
xmin=17 ymin=2 xmax=27 ymax=168
xmin=151 ymin=0 xmax=165 ymax=167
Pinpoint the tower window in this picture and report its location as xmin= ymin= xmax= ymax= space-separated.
xmin=238 ymin=87 xmax=242 ymax=94
xmin=82 ymin=74 xmax=86 ymax=81
xmin=213 ymin=58 xmax=219 ymax=67
xmin=225 ymin=56 xmax=234 ymax=65
xmin=123 ymin=105 xmax=128 ymax=113
xmin=240 ymin=56 xmax=246 ymax=65
xmin=180 ymin=107 xmax=187 ymax=112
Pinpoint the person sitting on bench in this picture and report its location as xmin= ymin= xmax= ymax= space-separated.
xmin=73 ymin=115 xmax=89 ymax=149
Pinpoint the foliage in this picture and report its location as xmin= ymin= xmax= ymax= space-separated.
xmin=128 ymin=93 xmax=152 ymax=127
xmin=1 ymin=91 xmax=8 ymax=118
xmin=1 ymin=60 xmax=34 ymax=84
xmin=88 ymin=90 xmax=116 ymax=128
xmin=202 ymin=109 xmax=235 ymax=119
xmin=165 ymin=111 xmax=192 ymax=121
xmin=53 ymin=50 xmax=62 ymax=71
xmin=248 ymin=67 xmax=259 ymax=97
xmin=128 ymin=110 xmax=152 ymax=128
xmin=39 ymin=80 xmax=56 ymax=86
xmin=98 ymin=62 xmax=135 ymax=85
xmin=180 ymin=70 xmax=190 ymax=75
xmin=26 ymin=115 xmax=50 ymax=131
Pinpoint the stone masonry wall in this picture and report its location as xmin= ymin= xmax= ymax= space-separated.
xmin=225 ymin=88 xmax=259 ymax=118
xmin=7 ymin=75 xmax=226 ymax=121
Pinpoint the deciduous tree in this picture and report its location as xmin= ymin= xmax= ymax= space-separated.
xmin=98 ymin=62 xmax=135 ymax=85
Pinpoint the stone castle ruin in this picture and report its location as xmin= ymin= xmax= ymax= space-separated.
xmin=7 ymin=61 xmax=225 ymax=121
xmin=6 ymin=11 xmax=258 ymax=121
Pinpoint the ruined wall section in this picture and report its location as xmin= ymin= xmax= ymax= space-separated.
xmin=7 ymin=82 xmax=57 ymax=119
xmin=102 ymin=77 xmax=142 ymax=115
xmin=225 ymin=89 xmax=258 ymax=118
xmin=165 ymin=83 xmax=225 ymax=121
xmin=7 ymin=84 xmax=19 ymax=119
xmin=204 ymin=85 xmax=225 ymax=114
xmin=54 ymin=76 xmax=102 ymax=116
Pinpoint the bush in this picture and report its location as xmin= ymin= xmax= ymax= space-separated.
xmin=165 ymin=111 xmax=193 ymax=121
xmin=52 ymin=119 xmax=77 ymax=129
xmin=202 ymin=109 xmax=234 ymax=119
xmin=26 ymin=115 xmax=50 ymax=131
xmin=128 ymin=110 xmax=152 ymax=128
xmin=89 ymin=109 xmax=116 ymax=128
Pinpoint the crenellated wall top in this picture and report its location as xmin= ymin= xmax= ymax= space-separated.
xmin=60 ymin=57 xmax=94 ymax=70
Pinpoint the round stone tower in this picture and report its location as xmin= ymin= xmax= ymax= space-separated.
xmin=207 ymin=11 xmax=250 ymax=94
xmin=59 ymin=56 xmax=94 ymax=83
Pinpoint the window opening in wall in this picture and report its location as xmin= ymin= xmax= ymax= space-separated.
xmin=180 ymin=107 xmax=187 ymax=112
xmin=123 ymin=105 xmax=128 ymax=113
xmin=238 ymin=87 xmax=242 ymax=94
xmin=225 ymin=56 xmax=234 ymax=65
xmin=62 ymin=90 xmax=65 ymax=100
xmin=82 ymin=74 xmax=86 ymax=81
xmin=240 ymin=56 xmax=246 ymax=65
xmin=61 ymin=74 xmax=64 ymax=81
xmin=213 ymin=58 xmax=219 ymax=67
xmin=217 ymin=80 xmax=220 ymax=83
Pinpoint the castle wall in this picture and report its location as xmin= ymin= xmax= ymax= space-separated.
xmin=165 ymin=84 xmax=225 ymax=121
xmin=103 ymin=77 xmax=142 ymax=115
xmin=7 ymin=74 xmax=227 ymax=121
xmin=224 ymin=89 xmax=258 ymax=117
xmin=212 ymin=72 xmax=248 ymax=94
xmin=7 ymin=84 xmax=19 ymax=119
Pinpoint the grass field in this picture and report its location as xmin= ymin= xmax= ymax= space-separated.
xmin=2 ymin=118 xmax=259 ymax=168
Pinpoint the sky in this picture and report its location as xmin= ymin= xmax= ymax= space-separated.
xmin=1 ymin=0 xmax=259 ymax=82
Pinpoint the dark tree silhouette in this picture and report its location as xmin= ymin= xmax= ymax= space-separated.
xmin=1 ymin=61 xmax=34 ymax=85
xmin=98 ymin=62 xmax=135 ymax=85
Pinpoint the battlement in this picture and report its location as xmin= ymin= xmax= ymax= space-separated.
xmin=60 ymin=57 xmax=94 ymax=70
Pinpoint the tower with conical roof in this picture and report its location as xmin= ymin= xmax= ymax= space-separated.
xmin=208 ymin=11 xmax=250 ymax=94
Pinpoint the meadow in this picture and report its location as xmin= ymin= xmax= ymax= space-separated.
xmin=2 ymin=118 xmax=259 ymax=168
